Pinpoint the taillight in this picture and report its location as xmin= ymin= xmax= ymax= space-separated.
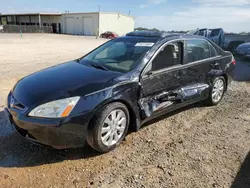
xmin=232 ymin=59 xmax=236 ymax=65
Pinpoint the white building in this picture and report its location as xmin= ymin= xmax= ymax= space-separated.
xmin=61 ymin=12 xmax=134 ymax=36
xmin=0 ymin=12 xmax=134 ymax=36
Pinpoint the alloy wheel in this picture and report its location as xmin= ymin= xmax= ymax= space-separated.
xmin=212 ymin=79 xmax=225 ymax=103
xmin=101 ymin=109 xmax=127 ymax=146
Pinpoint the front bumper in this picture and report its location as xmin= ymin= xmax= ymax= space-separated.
xmin=5 ymin=108 xmax=90 ymax=149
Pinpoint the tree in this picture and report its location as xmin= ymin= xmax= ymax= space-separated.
xmin=135 ymin=27 xmax=160 ymax=32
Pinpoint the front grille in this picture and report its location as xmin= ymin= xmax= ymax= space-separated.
xmin=13 ymin=103 xmax=26 ymax=110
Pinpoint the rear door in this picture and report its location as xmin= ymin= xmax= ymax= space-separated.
xmin=181 ymin=38 xmax=220 ymax=100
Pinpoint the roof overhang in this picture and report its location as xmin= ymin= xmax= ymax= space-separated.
xmin=0 ymin=13 xmax=61 ymax=16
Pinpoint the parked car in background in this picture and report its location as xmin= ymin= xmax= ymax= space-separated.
xmin=5 ymin=31 xmax=235 ymax=153
xmin=191 ymin=28 xmax=250 ymax=53
xmin=236 ymin=43 xmax=250 ymax=59
xmin=100 ymin=31 xmax=118 ymax=39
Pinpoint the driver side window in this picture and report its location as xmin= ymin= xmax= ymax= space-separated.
xmin=151 ymin=41 xmax=183 ymax=72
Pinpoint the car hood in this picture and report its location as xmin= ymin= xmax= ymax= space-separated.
xmin=12 ymin=61 xmax=121 ymax=107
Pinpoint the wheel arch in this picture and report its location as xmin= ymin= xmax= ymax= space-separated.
xmin=208 ymin=70 xmax=229 ymax=91
xmin=222 ymin=73 xmax=228 ymax=91
xmin=88 ymin=99 xmax=141 ymax=133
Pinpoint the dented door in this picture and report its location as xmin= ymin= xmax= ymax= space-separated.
xmin=139 ymin=66 xmax=183 ymax=117
xmin=140 ymin=66 xmax=182 ymax=97
xmin=138 ymin=41 xmax=185 ymax=117
xmin=180 ymin=39 xmax=219 ymax=100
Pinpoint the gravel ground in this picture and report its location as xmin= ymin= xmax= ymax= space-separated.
xmin=0 ymin=34 xmax=250 ymax=188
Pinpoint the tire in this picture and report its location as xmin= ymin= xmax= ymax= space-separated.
xmin=86 ymin=102 xmax=130 ymax=153
xmin=205 ymin=76 xmax=226 ymax=106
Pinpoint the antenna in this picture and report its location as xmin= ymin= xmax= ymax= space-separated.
xmin=98 ymin=5 xmax=100 ymax=12
xmin=129 ymin=10 xmax=131 ymax=16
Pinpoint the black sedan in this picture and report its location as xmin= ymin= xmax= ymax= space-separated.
xmin=5 ymin=31 xmax=235 ymax=153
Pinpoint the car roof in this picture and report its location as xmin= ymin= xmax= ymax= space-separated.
xmin=125 ymin=30 xmax=208 ymax=42
xmin=127 ymin=31 xmax=170 ymax=38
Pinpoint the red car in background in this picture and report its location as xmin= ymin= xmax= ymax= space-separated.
xmin=100 ymin=31 xmax=118 ymax=39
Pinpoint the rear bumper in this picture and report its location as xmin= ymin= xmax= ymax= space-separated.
xmin=5 ymin=108 xmax=90 ymax=149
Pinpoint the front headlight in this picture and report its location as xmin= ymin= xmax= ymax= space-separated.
xmin=29 ymin=96 xmax=80 ymax=118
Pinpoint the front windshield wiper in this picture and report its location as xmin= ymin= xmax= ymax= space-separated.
xmin=90 ymin=63 xmax=109 ymax=71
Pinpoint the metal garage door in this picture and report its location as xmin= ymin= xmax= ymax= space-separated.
xmin=65 ymin=17 xmax=74 ymax=34
xmin=83 ymin=17 xmax=93 ymax=36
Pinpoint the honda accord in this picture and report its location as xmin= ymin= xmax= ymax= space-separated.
xmin=5 ymin=31 xmax=235 ymax=153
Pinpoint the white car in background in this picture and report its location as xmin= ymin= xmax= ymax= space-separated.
xmin=0 ymin=25 xmax=3 ymax=32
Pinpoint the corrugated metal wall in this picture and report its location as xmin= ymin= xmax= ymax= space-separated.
xmin=99 ymin=13 xmax=134 ymax=36
xmin=61 ymin=12 xmax=134 ymax=36
xmin=61 ymin=13 xmax=99 ymax=36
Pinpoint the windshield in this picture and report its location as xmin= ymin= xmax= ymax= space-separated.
xmin=80 ymin=37 xmax=158 ymax=73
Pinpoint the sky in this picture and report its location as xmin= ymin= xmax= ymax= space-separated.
xmin=1 ymin=0 xmax=250 ymax=32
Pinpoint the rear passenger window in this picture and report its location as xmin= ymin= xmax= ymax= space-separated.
xmin=209 ymin=44 xmax=217 ymax=57
xmin=186 ymin=39 xmax=215 ymax=63
xmin=152 ymin=41 xmax=183 ymax=71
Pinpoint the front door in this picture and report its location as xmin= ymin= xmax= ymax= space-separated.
xmin=139 ymin=40 xmax=185 ymax=117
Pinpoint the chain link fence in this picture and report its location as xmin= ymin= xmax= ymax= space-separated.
xmin=0 ymin=25 xmax=52 ymax=33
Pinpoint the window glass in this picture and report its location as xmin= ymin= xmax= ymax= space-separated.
xmin=7 ymin=16 xmax=12 ymax=23
xmin=209 ymin=44 xmax=217 ymax=57
xmin=95 ymin=42 xmax=128 ymax=59
xmin=209 ymin=29 xmax=220 ymax=37
xmin=195 ymin=29 xmax=207 ymax=36
xmin=81 ymin=38 xmax=158 ymax=73
xmin=1 ymin=17 xmax=7 ymax=25
xmin=95 ymin=48 xmax=108 ymax=59
xmin=152 ymin=42 xmax=182 ymax=71
xmin=186 ymin=39 xmax=212 ymax=63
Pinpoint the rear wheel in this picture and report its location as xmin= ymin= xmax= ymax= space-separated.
xmin=86 ymin=102 xmax=129 ymax=153
xmin=206 ymin=76 xmax=226 ymax=106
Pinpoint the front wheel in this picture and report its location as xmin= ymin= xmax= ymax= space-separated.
xmin=205 ymin=76 xmax=226 ymax=106
xmin=86 ymin=102 xmax=130 ymax=153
